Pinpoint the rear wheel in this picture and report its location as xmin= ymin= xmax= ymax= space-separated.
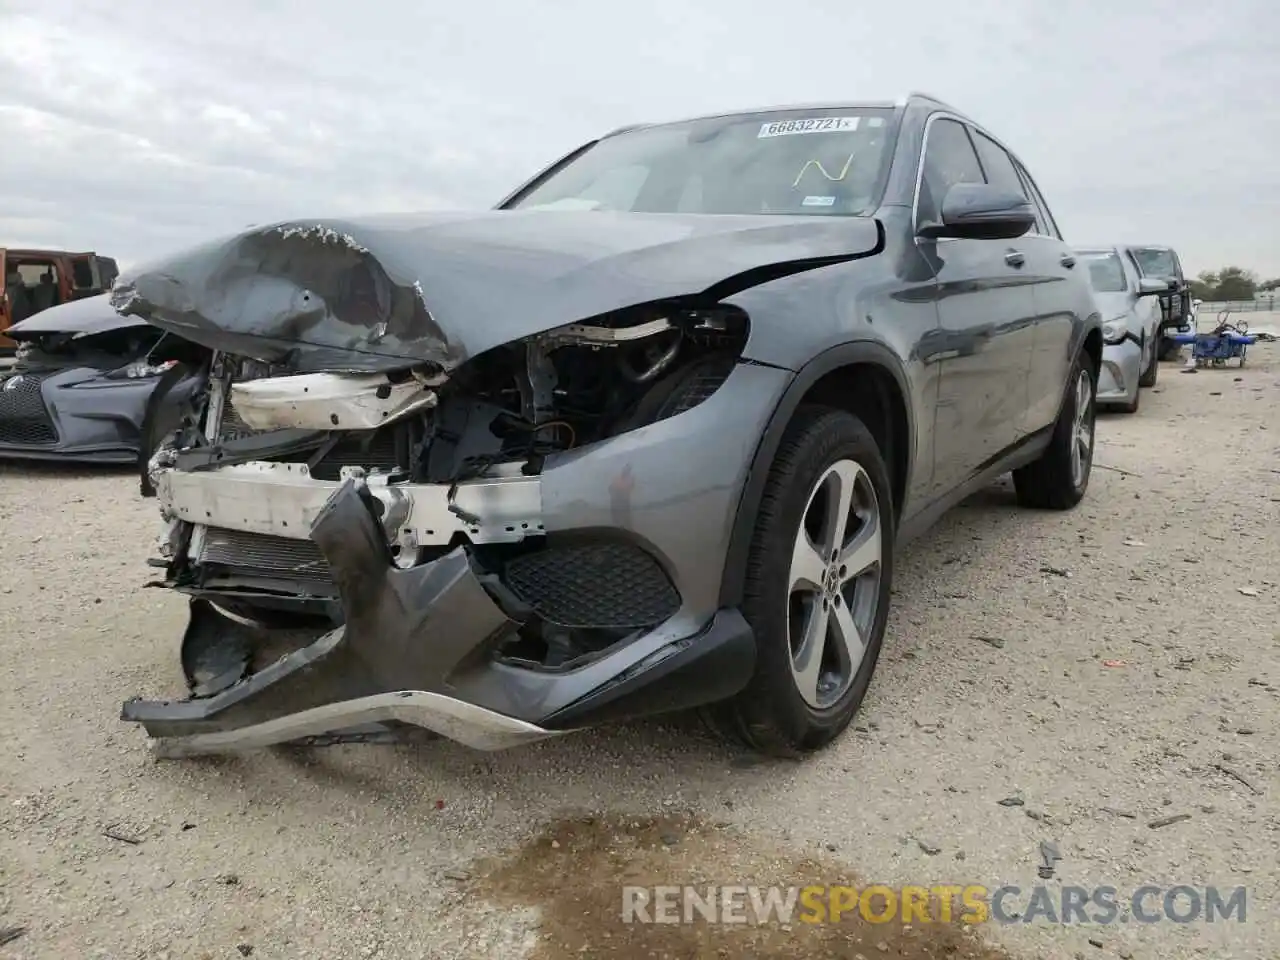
xmin=1013 ymin=350 xmax=1097 ymax=510
xmin=1157 ymin=336 xmax=1182 ymax=362
xmin=702 ymin=406 xmax=894 ymax=756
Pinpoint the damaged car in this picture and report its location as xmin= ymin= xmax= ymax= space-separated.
xmin=1077 ymin=246 xmax=1167 ymax=413
xmin=114 ymin=93 xmax=1102 ymax=759
xmin=0 ymin=294 xmax=205 ymax=466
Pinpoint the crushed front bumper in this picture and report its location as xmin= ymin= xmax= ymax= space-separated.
xmin=1097 ymin=338 xmax=1142 ymax=405
xmin=123 ymin=361 xmax=790 ymax=754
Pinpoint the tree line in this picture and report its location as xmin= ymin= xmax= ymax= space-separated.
xmin=1188 ymin=267 xmax=1280 ymax=301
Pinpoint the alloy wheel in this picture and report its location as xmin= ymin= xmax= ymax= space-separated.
xmin=788 ymin=459 xmax=884 ymax=709
xmin=1070 ymin=368 xmax=1094 ymax=487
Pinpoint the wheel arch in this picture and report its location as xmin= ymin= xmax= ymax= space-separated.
xmin=1082 ymin=325 xmax=1103 ymax=374
xmin=719 ymin=342 xmax=914 ymax=608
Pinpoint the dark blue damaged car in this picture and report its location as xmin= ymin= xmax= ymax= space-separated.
xmin=0 ymin=294 xmax=205 ymax=471
xmin=112 ymin=93 xmax=1103 ymax=758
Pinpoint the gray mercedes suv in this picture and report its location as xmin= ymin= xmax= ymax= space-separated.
xmin=112 ymin=93 xmax=1103 ymax=759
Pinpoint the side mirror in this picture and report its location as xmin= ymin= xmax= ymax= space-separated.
xmin=918 ymin=183 xmax=1036 ymax=241
xmin=1136 ymin=277 xmax=1168 ymax=296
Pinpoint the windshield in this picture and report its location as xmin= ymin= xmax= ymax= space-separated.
xmin=1133 ymin=248 xmax=1177 ymax=278
xmin=508 ymin=109 xmax=896 ymax=217
xmin=1080 ymin=251 xmax=1128 ymax=293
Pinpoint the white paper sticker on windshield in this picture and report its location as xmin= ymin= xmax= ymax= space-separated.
xmin=801 ymin=195 xmax=836 ymax=207
xmin=758 ymin=117 xmax=860 ymax=138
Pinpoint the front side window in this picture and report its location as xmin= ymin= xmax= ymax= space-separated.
xmin=508 ymin=108 xmax=896 ymax=217
xmin=1079 ymin=251 xmax=1128 ymax=293
xmin=916 ymin=118 xmax=985 ymax=227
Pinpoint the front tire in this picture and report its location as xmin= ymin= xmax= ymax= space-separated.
xmin=1013 ymin=350 xmax=1097 ymax=510
xmin=1138 ymin=333 xmax=1160 ymax=387
xmin=703 ymin=406 xmax=894 ymax=756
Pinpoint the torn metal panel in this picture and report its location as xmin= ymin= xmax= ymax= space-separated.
xmin=229 ymin=371 xmax=440 ymax=432
xmin=109 ymin=211 xmax=881 ymax=372
xmin=156 ymin=460 xmax=543 ymax=549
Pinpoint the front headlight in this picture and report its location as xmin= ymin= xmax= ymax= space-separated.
xmin=1102 ymin=318 xmax=1128 ymax=344
xmin=104 ymin=359 xmax=179 ymax=381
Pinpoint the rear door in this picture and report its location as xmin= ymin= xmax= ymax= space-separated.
xmin=1003 ymin=152 xmax=1081 ymax=433
xmin=917 ymin=116 xmax=1037 ymax=497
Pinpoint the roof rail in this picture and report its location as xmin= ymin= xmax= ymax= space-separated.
xmin=601 ymin=122 xmax=648 ymax=138
xmin=903 ymin=90 xmax=958 ymax=111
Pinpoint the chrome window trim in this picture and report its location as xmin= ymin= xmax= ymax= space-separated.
xmin=910 ymin=108 xmax=1062 ymax=243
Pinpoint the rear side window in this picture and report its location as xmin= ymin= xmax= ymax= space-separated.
xmin=972 ymin=132 xmax=1024 ymax=198
xmin=917 ymin=118 xmax=984 ymax=227
xmin=1013 ymin=161 xmax=1061 ymax=239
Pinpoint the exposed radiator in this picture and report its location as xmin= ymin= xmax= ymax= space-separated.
xmin=198 ymin=527 xmax=331 ymax=579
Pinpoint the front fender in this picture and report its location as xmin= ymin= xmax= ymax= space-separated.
xmin=717 ymin=339 xmax=917 ymax=609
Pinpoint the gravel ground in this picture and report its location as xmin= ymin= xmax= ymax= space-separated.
xmin=1 ymin=343 xmax=1277 ymax=960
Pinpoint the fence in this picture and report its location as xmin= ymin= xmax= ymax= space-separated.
xmin=1197 ymin=300 xmax=1279 ymax=314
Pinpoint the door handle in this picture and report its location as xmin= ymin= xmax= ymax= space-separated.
xmin=1004 ymin=251 xmax=1026 ymax=268
xmin=1060 ymin=254 xmax=1076 ymax=268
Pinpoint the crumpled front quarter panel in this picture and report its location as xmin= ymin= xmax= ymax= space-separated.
xmin=539 ymin=361 xmax=792 ymax=635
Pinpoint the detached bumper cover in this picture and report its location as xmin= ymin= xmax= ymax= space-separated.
xmin=123 ymin=479 xmax=756 ymax=754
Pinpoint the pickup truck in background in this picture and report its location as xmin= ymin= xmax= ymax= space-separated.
xmin=1130 ymin=245 xmax=1194 ymax=361
xmin=1 ymin=247 xmax=120 ymax=355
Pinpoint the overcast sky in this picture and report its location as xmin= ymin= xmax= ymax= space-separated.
xmin=2 ymin=0 xmax=1276 ymax=276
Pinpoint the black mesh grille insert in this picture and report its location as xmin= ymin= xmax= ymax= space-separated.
xmin=504 ymin=542 xmax=680 ymax=629
xmin=0 ymin=374 xmax=57 ymax=445
xmin=199 ymin=527 xmax=331 ymax=579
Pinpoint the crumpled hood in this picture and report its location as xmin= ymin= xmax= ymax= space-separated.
xmin=7 ymin=293 xmax=150 ymax=341
xmin=110 ymin=209 xmax=883 ymax=373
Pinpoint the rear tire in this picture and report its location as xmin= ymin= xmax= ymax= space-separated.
xmin=1157 ymin=337 xmax=1181 ymax=362
xmin=1138 ymin=334 xmax=1159 ymax=387
xmin=1013 ymin=350 xmax=1097 ymax=510
xmin=702 ymin=406 xmax=894 ymax=756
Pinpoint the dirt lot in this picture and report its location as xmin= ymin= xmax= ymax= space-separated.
xmin=1 ymin=344 xmax=1277 ymax=960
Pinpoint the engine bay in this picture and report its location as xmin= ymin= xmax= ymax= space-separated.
xmin=149 ymin=300 xmax=750 ymax=673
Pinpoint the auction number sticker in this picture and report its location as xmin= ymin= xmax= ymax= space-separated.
xmin=758 ymin=116 xmax=860 ymax=138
